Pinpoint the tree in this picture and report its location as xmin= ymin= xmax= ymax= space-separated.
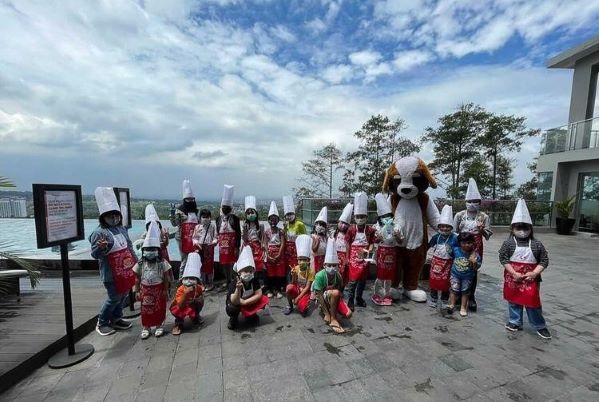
xmin=459 ymin=154 xmax=492 ymax=197
xmin=341 ymin=114 xmax=420 ymax=196
xmin=423 ymin=103 xmax=488 ymax=199
xmin=516 ymin=159 xmax=538 ymax=200
xmin=477 ymin=113 xmax=539 ymax=199
xmin=294 ymin=143 xmax=343 ymax=198
xmin=496 ymin=155 xmax=515 ymax=199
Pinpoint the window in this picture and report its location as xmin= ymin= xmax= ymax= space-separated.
xmin=537 ymin=172 xmax=553 ymax=201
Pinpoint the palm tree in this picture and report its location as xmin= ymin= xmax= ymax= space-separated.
xmin=0 ymin=175 xmax=40 ymax=295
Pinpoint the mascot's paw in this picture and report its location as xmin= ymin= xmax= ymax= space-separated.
xmin=404 ymin=289 xmax=427 ymax=303
xmin=389 ymin=287 xmax=403 ymax=301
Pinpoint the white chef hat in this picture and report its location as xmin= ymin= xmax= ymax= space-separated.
xmin=339 ymin=203 xmax=353 ymax=224
xmin=282 ymin=195 xmax=295 ymax=215
xmin=235 ymin=245 xmax=255 ymax=271
xmin=315 ymin=206 xmax=327 ymax=224
xmin=439 ymin=205 xmax=454 ymax=228
xmin=324 ymin=238 xmax=338 ymax=264
xmin=511 ymin=199 xmax=533 ymax=225
xmin=465 ymin=178 xmax=481 ymax=201
xmin=244 ymin=195 xmax=256 ymax=211
xmin=375 ymin=193 xmax=392 ymax=217
xmin=295 ymin=234 xmax=312 ymax=258
xmin=144 ymin=203 xmax=159 ymax=224
xmin=183 ymin=252 xmax=202 ymax=279
xmin=268 ymin=201 xmax=279 ymax=218
xmin=222 ymin=184 xmax=234 ymax=207
xmin=94 ymin=187 xmax=119 ymax=216
xmin=354 ymin=192 xmax=368 ymax=215
xmin=142 ymin=220 xmax=161 ymax=248
xmin=182 ymin=179 xmax=194 ymax=199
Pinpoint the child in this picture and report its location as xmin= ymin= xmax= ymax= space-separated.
xmin=428 ymin=205 xmax=458 ymax=309
xmin=143 ymin=203 xmax=170 ymax=263
xmin=500 ymin=199 xmax=550 ymax=339
xmin=170 ymin=252 xmax=204 ymax=336
xmin=453 ymin=178 xmax=492 ymax=311
xmin=373 ymin=193 xmax=401 ymax=306
xmin=169 ymin=179 xmax=198 ymax=279
xmin=447 ymin=232 xmax=481 ymax=317
xmin=192 ymin=209 xmax=217 ymax=291
xmin=345 ymin=192 xmax=376 ymax=310
xmin=90 ymin=187 xmax=137 ymax=336
xmin=216 ymin=184 xmax=242 ymax=288
xmin=282 ymin=195 xmax=307 ymax=271
xmin=334 ymin=202 xmax=353 ymax=286
xmin=241 ymin=195 xmax=266 ymax=287
xmin=133 ymin=221 xmax=171 ymax=339
xmin=284 ymin=234 xmax=315 ymax=316
xmin=312 ymin=239 xmax=352 ymax=334
xmin=226 ymin=246 xmax=270 ymax=330
xmin=311 ymin=206 xmax=328 ymax=273
xmin=264 ymin=201 xmax=286 ymax=298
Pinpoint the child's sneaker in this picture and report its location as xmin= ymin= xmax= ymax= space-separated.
xmin=536 ymin=328 xmax=552 ymax=340
xmin=459 ymin=309 xmax=467 ymax=317
xmin=371 ymin=294 xmax=384 ymax=306
xmin=283 ymin=305 xmax=294 ymax=315
xmin=96 ymin=324 xmax=116 ymax=336
xmin=428 ymin=298 xmax=438 ymax=308
xmin=140 ymin=328 xmax=150 ymax=339
xmin=155 ymin=327 xmax=165 ymax=337
xmin=111 ymin=319 xmax=132 ymax=330
xmin=172 ymin=325 xmax=182 ymax=336
xmin=505 ymin=322 xmax=522 ymax=332
xmin=383 ymin=296 xmax=393 ymax=306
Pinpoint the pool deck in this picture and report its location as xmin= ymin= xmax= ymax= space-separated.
xmin=1 ymin=232 xmax=598 ymax=401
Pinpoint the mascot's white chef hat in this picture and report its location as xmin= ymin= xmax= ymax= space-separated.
xmin=339 ymin=203 xmax=353 ymax=224
xmin=282 ymin=195 xmax=295 ymax=215
xmin=375 ymin=193 xmax=392 ymax=217
xmin=143 ymin=220 xmax=161 ymax=248
xmin=244 ymin=195 xmax=256 ymax=211
xmin=95 ymin=187 xmax=119 ymax=216
xmin=465 ymin=178 xmax=482 ymax=201
xmin=295 ymin=234 xmax=312 ymax=258
xmin=354 ymin=192 xmax=368 ymax=215
xmin=268 ymin=201 xmax=279 ymax=218
xmin=182 ymin=179 xmax=194 ymax=199
xmin=235 ymin=245 xmax=255 ymax=272
xmin=324 ymin=238 xmax=339 ymax=264
xmin=222 ymin=185 xmax=234 ymax=207
xmin=315 ymin=206 xmax=328 ymax=224
xmin=145 ymin=203 xmax=159 ymax=224
xmin=439 ymin=205 xmax=454 ymax=228
xmin=511 ymin=199 xmax=533 ymax=225
xmin=183 ymin=252 xmax=202 ymax=278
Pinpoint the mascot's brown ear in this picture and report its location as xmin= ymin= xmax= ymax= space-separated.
xmin=382 ymin=163 xmax=398 ymax=193
xmin=418 ymin=158 xmax=437 ymax=189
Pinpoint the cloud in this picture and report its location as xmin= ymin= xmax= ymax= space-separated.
xmin=192 ymin=150 xmax=228 ymax=160
xmin=393 ymin=50 xmax=433 ymax=72
xmin=349 ymin=50 xmax=382 ymax=66
xmin=321 ymin=64 xmax=355 ymax=84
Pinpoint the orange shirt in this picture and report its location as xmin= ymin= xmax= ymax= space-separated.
xmin=173 ymin=284 xmax=204 ymax=306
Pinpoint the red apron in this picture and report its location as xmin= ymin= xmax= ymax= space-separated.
xmin=286 ymin=284 xmax=311 ymax=313
xmin=462 ymin=216 xmax=484 ymax=261
xmin=503 ymin=239 xmax=541 ymax=308
xmin=313 ymin=255 xmax=325 ymax=273
xmin=285 ymin=240 xmax=298 ymax=271
xmin=200 ymin=243 xmax=215 ymax=274
xmin=335 ymin=233 xmax=349 ymax=285
xmin=218 ymin=219 xmax=237 ymax=264
xmin=180 ymin=213 xmax=198 ymax=254
xmin=429 ymin=237 xmax=452 ymax=292
xmin=246 ymin=239 xmax=265 ymax=271
xmin=140 ymin=283 xmax=167 ymax=327
xmin=240 ymin=295 xmax=270 ymax=317
xmin=107 ymin=233 xmax=136 ymax=294
xmin=376 ymin=245 xmax=397 ymax=281
xmin=349 ymin=231 xmax=369 ymax=282
xmin=312 ymin=235 xmax=326 ymax=273
xmin=267 ymin=244 xmax=286 ymax=277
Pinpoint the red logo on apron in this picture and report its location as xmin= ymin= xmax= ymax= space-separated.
xmin=218 ymin=231 xmax=237 ymax=265
xmin=246 ymin=239 xmax=265 ymax=271
xmin=180 ymin=221 xmax=197 ymax=254
xmin=267 ymin=243 xmax=286 ymax=277
xmin=429 ymin=255 xmax=452 ymax=292
xmin=107 ymin=233 xmax=136 ymax=294
xmin=140 ymin=283 xmax=167 ymax=327
xmin=285 ymin=240 xmax=297 ymax=271
xmin=503 ymin=261 xmax=541 ymax=308
xmin=376 ymin=245 xmax=397 ymax=281
xmin=349 ymin=244 xmax=369 ymax=282
xmin=200 ymin=243 xmax=215 ymax=274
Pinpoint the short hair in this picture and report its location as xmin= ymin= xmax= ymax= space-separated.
xmin=458 ymin=232 xmax=475 ymax=243
xmin=200 ymin=208 xmax=211 ymax=217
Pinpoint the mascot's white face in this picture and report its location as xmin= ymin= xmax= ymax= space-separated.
xmin=395 ymin=156 xmax=421 ymax=200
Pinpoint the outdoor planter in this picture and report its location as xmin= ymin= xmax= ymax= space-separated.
xmin=555 ymin=217 xmax=576 ymax=235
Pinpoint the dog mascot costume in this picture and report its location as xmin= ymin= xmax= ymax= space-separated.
xmin=382 ymin=156 xmax=440 ymax=302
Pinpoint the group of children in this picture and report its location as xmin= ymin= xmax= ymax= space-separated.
xmin=90 ymin=178 xmax=551 ymax=340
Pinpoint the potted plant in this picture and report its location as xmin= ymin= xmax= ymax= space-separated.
xmin=554 ymin=194 xmax=577 ymax=235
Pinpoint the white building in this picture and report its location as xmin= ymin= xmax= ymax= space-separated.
xmin=0 ymin=198 xmax=28 ymax=218
xmin=0 ymin=199 xmax=11 ymax=218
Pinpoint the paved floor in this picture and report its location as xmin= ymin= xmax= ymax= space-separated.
xmin=1 ymin=232 xmax=599 ymax=401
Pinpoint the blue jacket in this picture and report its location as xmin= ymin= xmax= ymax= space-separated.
xmin=89 ymin=225 xmax=138 ymax=282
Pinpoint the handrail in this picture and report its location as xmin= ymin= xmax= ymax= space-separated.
xmin=541 ymin=116 xmax=599 ymax=155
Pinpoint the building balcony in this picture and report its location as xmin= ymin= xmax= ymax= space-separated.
xmin=540 ymin=116 xmax=599 ymax=155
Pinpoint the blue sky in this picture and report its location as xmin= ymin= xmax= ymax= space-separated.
xmin=1 ymin=0 xmax=598 ymax=200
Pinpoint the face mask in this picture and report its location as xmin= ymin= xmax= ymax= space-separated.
xmin=439 ymin=228 xmax=452 ymax=236
xmin=355 ymin=217 xmax=367 ymax=225
xmin=382 ymin=217 xmax=393 ymax=226
xmin=466 ymin=202 xmax=480 ymax=211
xmin=514 ymin=229 xmax=531 ymax=239
xmin=286 ymin=214 xmax=295 ymax=222
xmin=315 ymin=224 xmax=326 ymax=234
xmin=105 ymin=216 xmax=120 ymax=227
xmin=299 ymin=261 xmax=309 ymax=271
xmin=240 ymin=272 xmax=254 ymax=282
xmin=182 ymin=278 xmax=197 ymax=287
xmin=144 ymin=250 xmax=159 ymax=260
xmin=325 ymin=266 xmax=337 ymax=275
xmin=201 ymin=217 xmax=210 ymax=225
xmin=337 ymin=222 xmax=348 ymax=231
xmin=222 ymin=206 xmax=232 ymax=215
xmin=246 ymin=213 xmax=256 ymax=222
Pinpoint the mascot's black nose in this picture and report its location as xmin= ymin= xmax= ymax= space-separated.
xmin=400 ymin=188 xmax=412 ymax=194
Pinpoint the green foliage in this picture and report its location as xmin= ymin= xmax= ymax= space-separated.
xmin=555 ymin=194 xmax=577 ymax=219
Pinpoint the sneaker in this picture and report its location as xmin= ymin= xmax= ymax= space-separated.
xmin=505 ymin=322 xmax=522 ymax=332
xmin=227 ymin=317 xmax=237 ymax=330
xmin=155 ymin=327 xmax=165 ymax=337
xmin=383 ymin=296 xmax=393 ymax=306
xmin=459 ymin=309 xmax=467 ymax=317
xmin=111 ymin=319 xmax=132 ymax=330
xmin=356 ymin=297 xmax=367 ymax=308
xmin=283 ymin=306 xmax=294 ymax=315
xmin=468 ymin=299 xmax=477 ymax=312
xmin=371 ymin=295 xmax=384 ymax=306
xmin=140 ymin=328 xmax=150 ymax=339
xmin=171 ymin=325 xmax=182 ymax=336
xmin=536 ymin=328 xmax=552 ymax=340
xmin=275 ymin=292 xmax=283 ymax=299
xmin=96 ymin=324 xmax=116 ymax=336
xmin=428 ymin=298 xmax=438 ymax=308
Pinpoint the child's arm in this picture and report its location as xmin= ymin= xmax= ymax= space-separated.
xmin=277 ymin=230 xmax=286 ymax=260
xmin=498 ymin=241 xmax=523 ymax=281
xmin=133 ymin=263 xmax=142 ymax=299
xmin=241 ymin=287 xmax=263 ymax=306
xmin=229 ymin=278 xmax=243 ymax=305
xmin=311 ymin=235 xmax=319 ymax=253
xmin=162 ymin=229 xmax=169 ymax=247
xmin=297 ymin=280 xmax=312 ymax=301
xmin=523 ymin=241 xmax=548 ymax=282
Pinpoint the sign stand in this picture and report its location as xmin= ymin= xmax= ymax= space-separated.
xmin=32 ymin=184 xmax=94 ymax=369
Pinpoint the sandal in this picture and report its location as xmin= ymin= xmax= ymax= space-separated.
xmin=329 ymin=323 xmax=345 ymax=334
xmin=140 ymin=329 xmax=150 ymax=339
xmin=155 ymin=327 xmax=164 ymax=337
xmin=171 ymin=325 xmax=182 ymax=336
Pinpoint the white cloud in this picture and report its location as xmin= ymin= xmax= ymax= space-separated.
xmin=393 ymin=50 xmax=433 ymax=72
xmin=349 ymin=50 xmax=382 ymax=66
xmin=321 ymin=64 xmax=355 ymax=84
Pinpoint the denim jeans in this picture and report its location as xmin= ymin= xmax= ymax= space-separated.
xmin=98 ymin=281 xmax=126 ymax=326
xmin=508 ymin=303 xmax=546 ymax=330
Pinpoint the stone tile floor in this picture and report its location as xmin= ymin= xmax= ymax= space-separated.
xmin=1 ymin=232 xmax=598 ymax=401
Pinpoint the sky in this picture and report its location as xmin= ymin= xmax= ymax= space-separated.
xmin=1 ymin=0 xmax=598 ymax=200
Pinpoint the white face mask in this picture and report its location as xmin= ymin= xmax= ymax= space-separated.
xmin=466 ymin=202 xmax=480 ymax=212
xmin=144 ymin=250 xmax=159 ymax=260
xmin=286 ymin=213 xmax=295 ymax=222
xmin=201 ymin=217 xmax=210 ymax=225
xmin=315 ymin=224 xmax=326 ymax=234
xmin=514 ymin=229 xmax=531 ymax=239
xmin=325 ymin=265 xmax=337 ymax=275
xmin=240 ymin=272 xmax=254 ymax=282
xmin=182 ymin=278 xmax=198 ymax=287
xmin=439 ymin=228 xmax=452 ymax=236
xmin=355 ymin=217 xmax=367 ymax=225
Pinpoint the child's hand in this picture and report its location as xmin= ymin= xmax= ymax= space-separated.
xmin=135 ymin=290 xmax=142 ymax=301
xmin=235 ymin=278 xmax=244 ymax=291
xmin=468 ymin=253 xmax=477 ymax=266
xmin=96 ymin=235 xmax=108 ymax=250
xmin=522 ymin=271 xmax=537 ymax=282
xmin=512 ymin=272 xmax=523 ymax=282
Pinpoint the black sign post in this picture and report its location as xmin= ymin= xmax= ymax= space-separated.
xmin=32 ymin=184 xmax=94 ymax=368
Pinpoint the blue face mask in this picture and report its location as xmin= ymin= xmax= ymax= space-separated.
xmin=382 ymin=217 xmax=393 ymax=226
xmin=144 ymin=250 xmax=159 ymax=260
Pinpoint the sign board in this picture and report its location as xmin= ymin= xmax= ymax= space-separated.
xmin=113 ymin=187 xmax=132 ymax=229
xmin=33 ymin=184 xmax=84 ymax=248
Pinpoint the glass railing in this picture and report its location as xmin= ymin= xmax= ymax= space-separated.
xmin=541 ymin=116 xmax=599 ymax=154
